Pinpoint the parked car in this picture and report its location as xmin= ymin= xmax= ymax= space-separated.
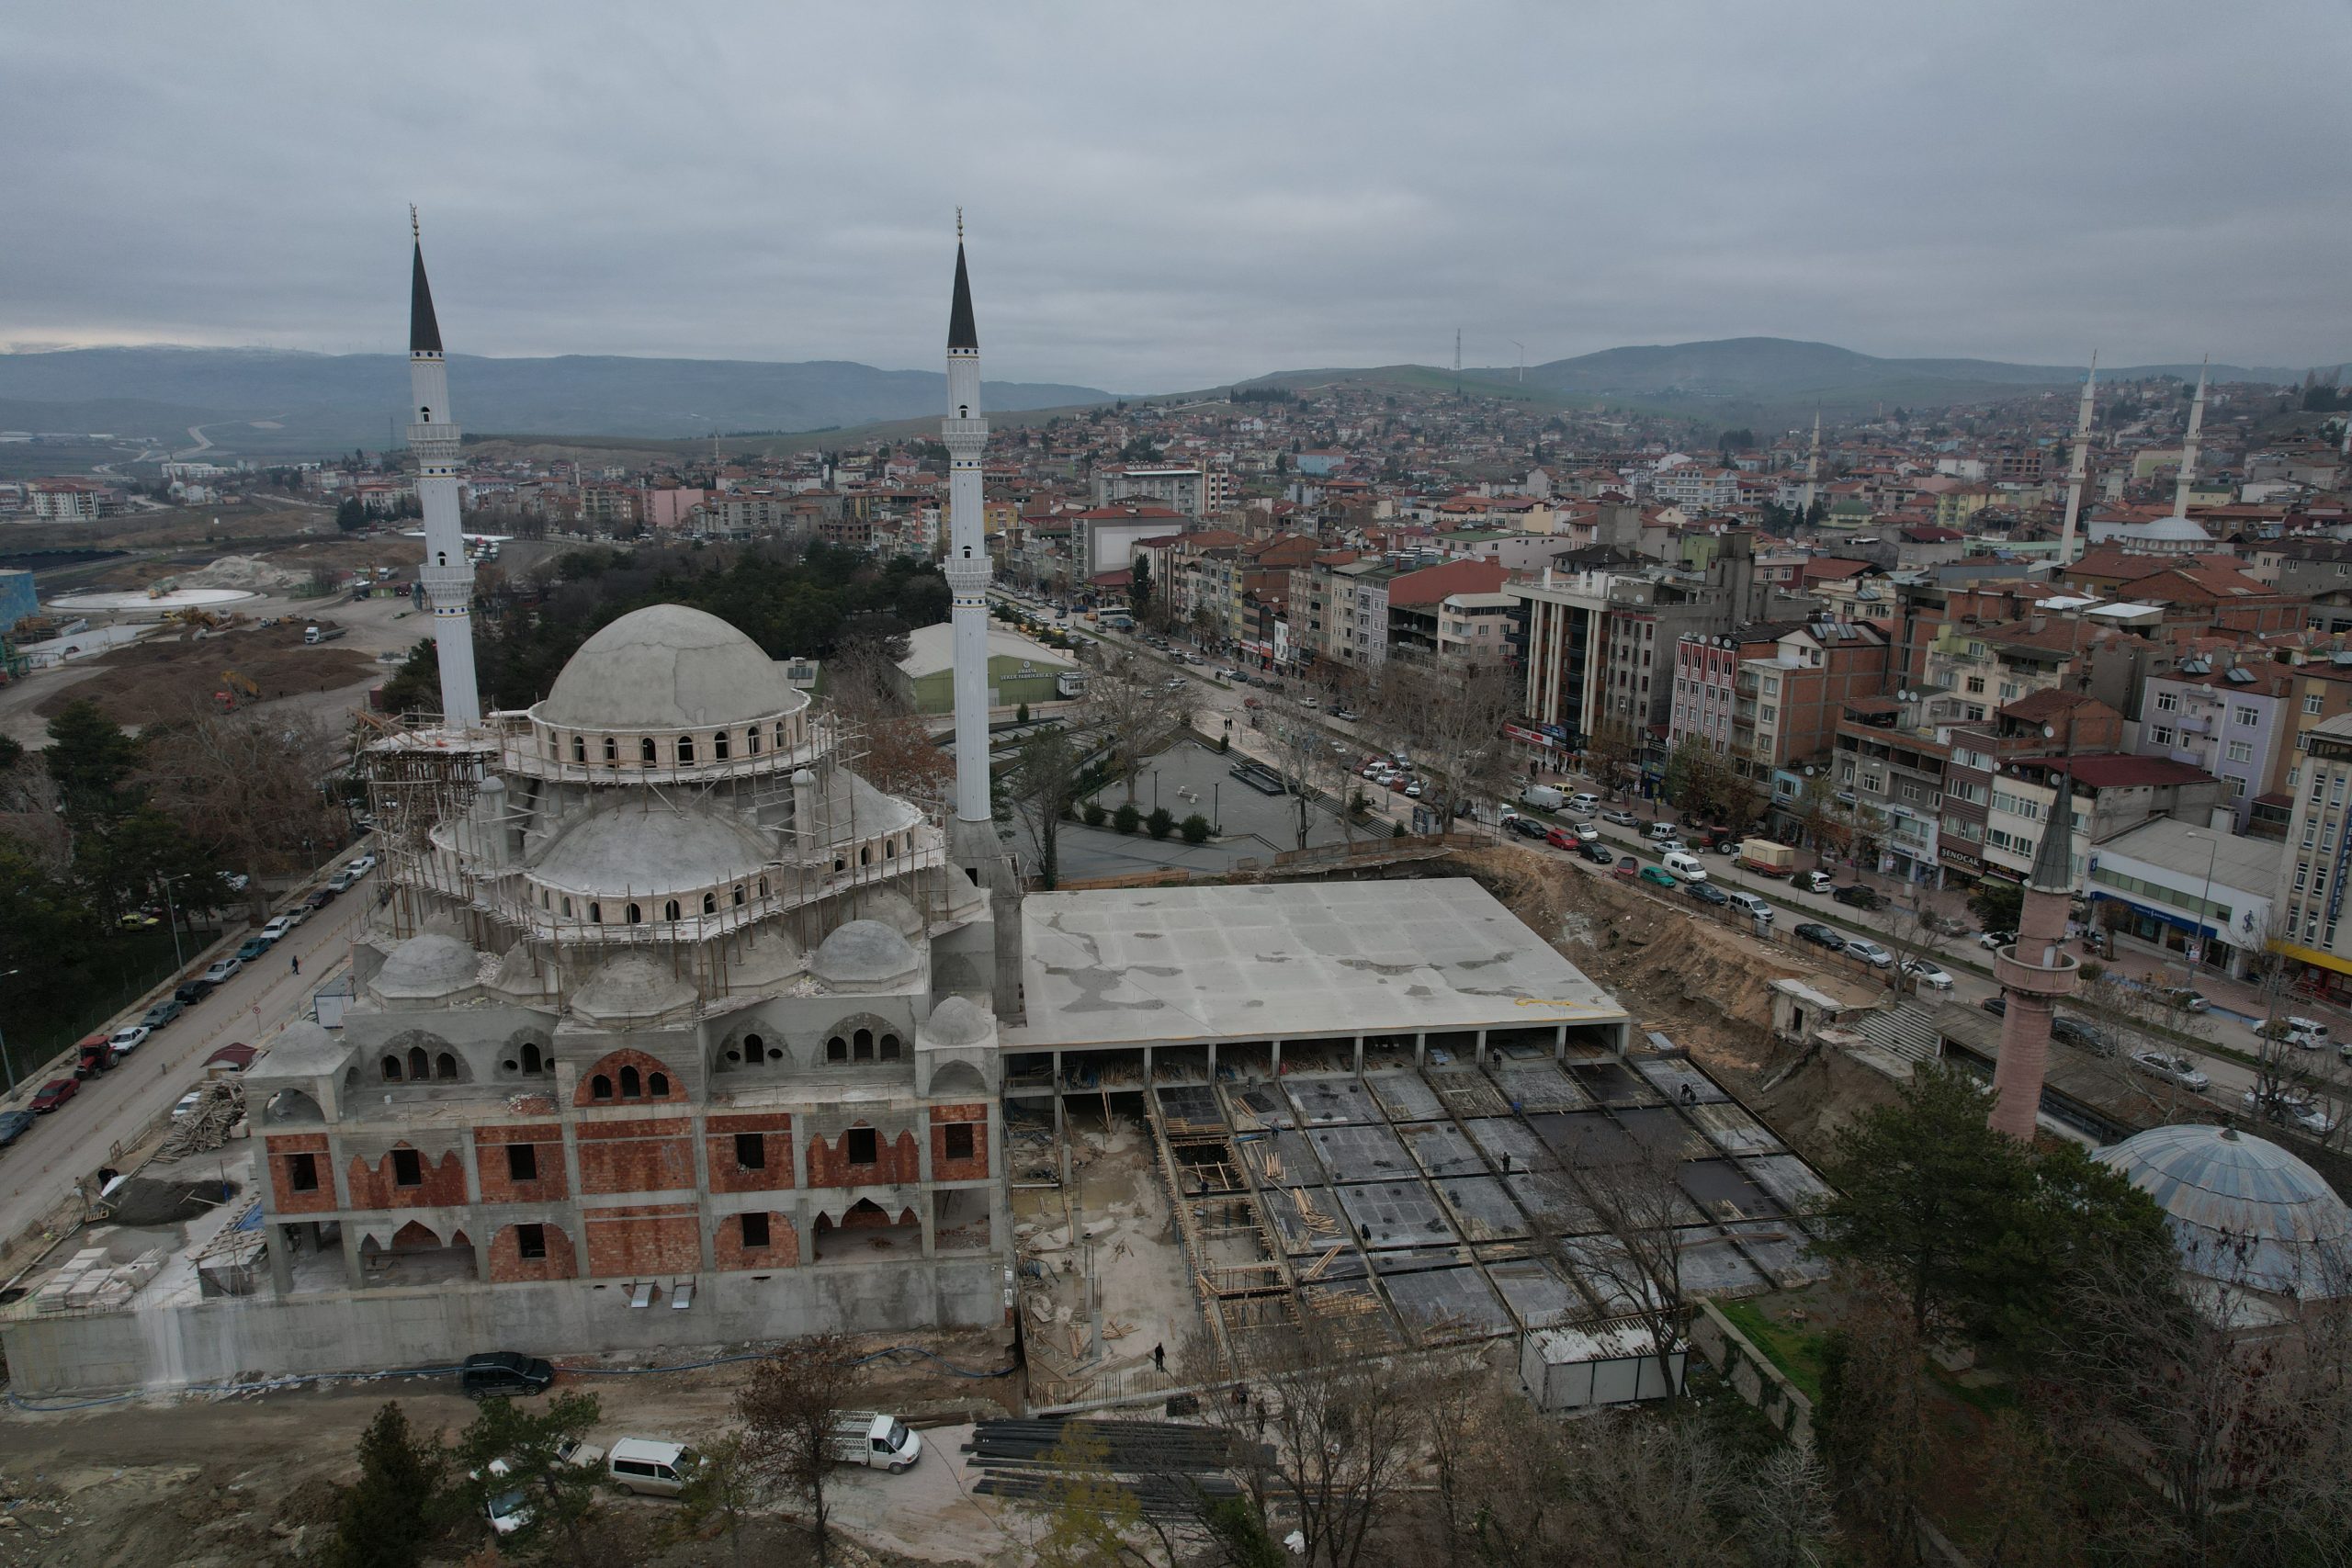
xmin=2050 ymin=1016 xmax=2113 ymax=1055
xmin=1504 ymin=815 xmax=1549 ymax=841
xmin=0 ymin=1109 xmax=36 ymax=1146
xmin=174 ymin=977 xmax=215 ymax=1005
xmin=140 ymin=998 xmax=185 ymax=1031
xmin=1650 ymin=838 xmax=1689 ymax=857
xmin=171 ymin=1090 xmax=205 ymax=1120
xmin=326 ymin=869 xmax=360 ymax=894
xmin=1612 ymin=855 xmax=1638 ymax=878
xmin=1844 ymin=937 xmax=1895 ymax=968
xmin=106 ymin=1023 xmax=152 ymax=1055
xmin=1723 ymin=891 xmax=1775 ymax=922
xmin=1566 ymin=792 xmax=1600 ymax=814
xmin=30 ymin=1078 xmax=78 ymax=1113
xmin=1899 ymin=959 xmax=1954 ymax=990
xmin=1601 ymin=808 xmax=1640 ymax=828
xmin=1980 ymin=994 xmax=2008 ymax=1017
xmin=1662 ymin=851 xmax=1709 ymax=883
xmin=1637 ymin=865 xmax=1679 ymax=889
xmin=1569 ymin=822 xmax=1600 ymax=842
xmin=1799 ymin=871 xmax=1836 ymax=895
xmin=1685 ymin=881 xmax=1731 ymax=907
xmin=2244 ymin=1088 xmax=2335 ymax=1136
xmin=201 ymin=956 xmax=243 ymax=985
xmin=1832 ymin=885 xmax=1884 ymax=911
xmin=2263 ymin=1017 xmax=2333 ymax=1051
xmin=301 ymin=887 xmax=336 ymax=913
xmin=345 ymin=854 xmax=379 ymax=875
xmin=1978 ymin=930 xmax=2016 ymax=951
xmin=459 ymin=1351 xmax=557 ymax=1397
xmin=1579 ymin=840 xmax=1617 ymax=865
xmin=235 ymin=935 xmax=275 ymax=962
xmin=828 ymin=1413 xmax=923 ymax=1473
xmin=2130 ymin=1051 xmax=2211 ymax=1092
xmin=1647 ymin=821 xmax=1680 ymax=842
xmin=2152 ymin=987 xmax=2209 ymax=1013
xmin=1545 ymin=825 xmax=1581 ymax=850
xmin=1793 ymin=923 xmax=1847 ymax=953
xmin=607 ymin=1437 xmax=704 ymax=1495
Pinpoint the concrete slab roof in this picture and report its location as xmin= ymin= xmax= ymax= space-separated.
xmin=1018 ymin=880 xmax=1627 ymax=1048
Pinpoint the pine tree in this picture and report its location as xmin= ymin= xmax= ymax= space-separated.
xmin=326 ymin=1402 xmax=446 ymax=1568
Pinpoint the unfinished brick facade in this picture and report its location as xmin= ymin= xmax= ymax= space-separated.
xmin=930 ymin=1103 xmax=989 ymax=1183
xmin=473 ymin=1124 xmax=569 ymax=1202
xmin=265 ymin=1134 xmax=335 ymax=1215
xmin=575 ymin=1117 xmax=695 ymax=1195
xmin=488 ymin=1220 xmax=578 ymax=1283
xmin=344 ymin=1145 xmax=468 ymax=1211
xmin=582 ymin=1203 xmax=702 ymax=1278
xmin=704 ymin=1113 xmax=795 ymax=1194
xmin=712 ymin=1210 xmax=801 ymax=1270
xmin=806 ymin=1125 xmax=922 ymax=1188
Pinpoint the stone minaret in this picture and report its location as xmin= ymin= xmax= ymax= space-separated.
xmin=2168 ymin=357 xmax=2209 ymax=523
xmin=406 ymin=213 xmax=481 ymax=731
xmin=2053 ymin=353 xmax=2097 ymax=569
xmin=1802 ymin=409 xmax=1822 ymax=516
xmin=1988 ymin=761 xmax=2082 ymax=1139
xmin=943 ymin=219 xmax=992 ymax=857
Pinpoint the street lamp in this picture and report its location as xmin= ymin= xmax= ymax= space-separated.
xmin=0 ymin=967 xmax=19 ymax=1094
xmin=2181 ymin=829 xmax=2222 ymax=986
xmin=155 ymin=874 xmax=184 ymax=972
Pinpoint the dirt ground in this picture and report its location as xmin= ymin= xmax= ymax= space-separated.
xmin=0 ymin=1330 xmax=1021 ymax=1568
xmin=30 ymin=623 xmax=377 ymax=730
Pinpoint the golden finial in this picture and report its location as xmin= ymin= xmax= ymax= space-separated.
xmin=956 ymin=207 xmax=964 ymax=243
xmin=410 ymin=204 xmax=420 ymax=243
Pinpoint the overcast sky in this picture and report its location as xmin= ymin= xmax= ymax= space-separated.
xmin=8 ymin=2 xmax=2348 ymax=391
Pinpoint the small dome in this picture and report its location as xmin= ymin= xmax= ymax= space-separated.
xmin=810 ymin=919 xmax=921 ymax=987
xmin=2096 ymin=1123 xmax=2352 ymax=1300
xmin=537 ymin=604 xmax=803 ymax=731
xmin=571 ymin=953 xmax=697 ymax=1026
xmin=372 ymin=931 xmax=480 ymax=1000
xmin=920 ymin=996 xmax=996 ymax=1047
xmin=256 ymin=1021 xmax=348 ymax=1075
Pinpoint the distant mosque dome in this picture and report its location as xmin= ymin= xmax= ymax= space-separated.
xmin=810 ymin=919 xmax=922 ymax=987
xmin=2096 ymin=1122 xmax=2352 ymax=1300
xmin=538 ymin=604 xmax=806 ymax=731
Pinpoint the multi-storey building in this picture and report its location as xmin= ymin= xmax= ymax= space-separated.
xmin=1833 ymin=692 xmax=1956 ymax=886
xmin=1980 ymin=753 xmax=2222 ymax=891
xmin=2134 ymin=660 xmax=2291 ymax=831
xmin=1092 ymin=464 xmax=1204 ymax=518
xmin=2273 ymin=712 xmax=2352 ymax=999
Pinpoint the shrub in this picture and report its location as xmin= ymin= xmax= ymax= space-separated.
xmin=1016 ymin=702 xmax=1030 ymax=724
xmin=1180 ymin=813 xmax=1211 ymax=844
xmin=1146 ymin=807 xmax=1176 ymax=840
xmin=1392 ymin=821 xmax=1408 ymax=838
xmin=1081 ymin=801 xmax=1107 ymax=828
xmin=1351 ymin=789 xmax=1370 ymax=816
xmin=1113 ymin=803 xmax=1142 ymax=835
xmin=1216 ymin=734 xmax=1230 ymax=752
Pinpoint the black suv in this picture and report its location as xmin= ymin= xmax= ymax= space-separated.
xmin=1685 ymin=881 xmax=1731 ymax=907
xmin=174 ymin=978 xmax=215 ymax=1006
xmin=1831 ymin=885 xmax=1884 ymax=911
xmin=2050 ymin=1016 xmax=2113 ymax=1056
xmin=459 ymin=1351 xmax=556 ymax=1396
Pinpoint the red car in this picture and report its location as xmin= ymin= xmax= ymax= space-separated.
xmin=1544 ymin=825 xmax=1579 ymax=850
xmin=30 ymin=1078 xmax=78 ymax=1113
xmin=1611 ymin=855 xmax=1639 ymax=878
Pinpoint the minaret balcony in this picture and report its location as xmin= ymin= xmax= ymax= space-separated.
xmin=1993 ymin=943 xmax=2079 ymax=998
xmin=942 ymin=419 xmax=989 ymax=442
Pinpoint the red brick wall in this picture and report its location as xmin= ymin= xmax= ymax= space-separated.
xmin=929 ymin=1103 xmax=989 ymax=1182
xmin=705 ymin=1112 xmax=795 ymax=1194
xmin=576 ymin=1117 xmax=695 ymax=1195
xmin=806 ymin=1125 xmax=921 ymax=1188
xmin=572 ymin=1047 xmax=690 ymax=1108
xmin=712 ymin=1211 xmax=800 ymax=1270
xmin=265 ymin=1133 xmax=334 ymax=1215
xmin=582 ymin=1203 xmax=701 ymax=1278
xmin=487 ymin=1220 xmax=577 ymax=1283
xmin=344 ymin=1145 xmax=469 ymax=1210
xmin=474 ymin=1123 xmax=569 ymax=1202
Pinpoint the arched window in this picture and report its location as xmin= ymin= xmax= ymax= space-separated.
xmin=757 ymin=876 xmax=770 ymax=897
xmin=663 ymin=898 xmax=681 ymax=921
xmin=591 ymin=1074 xmax=613 ymax=1100
xmin=648 ymin=1072 xmax=670 ymax=1097
xmin=561 ymin=896 xmax=573 ymax=917
xmin=640 ymin=737 xmax=658 ymax=763
xmin=571 ymin=734 xmax=586 ymax=763
xmin=745 ymin=1032 xmax=765 ymax=1060
xmin=421 ymin=405 xmax=433 ymax=422
xmin=853 ymin=1027 xmax=874 ymax=1062
xmin=676 ymin=734 xmax=695 ymax=765
xmin=834 ymin=857 xmax=847 ymax=874
xmin=827 ymin=1035 xmax=848 ymax=1063
xmin=860 ymin=844 xmax=871 ymax=866
xmin=732 ymin=885 xmax=745 ymax=906
xmin=746 ymin=728 xmax=762 ymax=755
xmin=521 ymin=1042 xmax=542 ymax=1074
xmin=382 ymin=1055 xmax=402 ymax=1081
xmin=604 ymin=735 xmax=617 ymax=764
xmin=880 ymin=1032 xmax=901 ymax=1061
xmin=885 ymin=838 xmax=896 ymax=860
xmin=407 ymin=1045 xmax=429 ymax=1079
xmin=774 ymin=721 xmax=786 ymax=751
xmin=626 ymin=902 xmax=642 ymax=924
xmin=714 ymin=730 xmax=731 ymax=761
xmin=619 ymin=1065 xmax=642 ymax=1098
xmin=589 ymin=902 xmax=602 ymax=923
xmin=435 ymin=1052 xmax=458 ymax=1080
xmin=702 ymin=892 xmax=717 ymax=914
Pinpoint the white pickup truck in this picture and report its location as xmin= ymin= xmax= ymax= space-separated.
xmin=831 ymin=1411 xmax=922 ymax=1472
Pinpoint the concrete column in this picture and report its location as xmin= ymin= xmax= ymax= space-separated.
xmin=916 ymin=1110 xmax=936 ymax=1258
xmin=470 ymin=1227 xmax=493 ymax=1282
xmin=456 ymin=1131 xmax=482 ymax=1206
xmin=1475 ymin=1027 xmax=1489 ymax=1068
xmin=1351 ymin=1035 xmax=1364 ymax=1076
xmin=1271 ymin=1038 xmax=1283 ymax=1075
xmin=688 ymin=1109 xmax=716 ymax=1272
xmin=341 ymin=1224 xmax=367 ymax=1291
xmin=1414 ymin=1030 xmax=1427 ymax=1067
xmin=1555 ymin=1023 xmax=1567 ymax=1064
xmin=269 ymin=1225 xmax=295 ymax=1295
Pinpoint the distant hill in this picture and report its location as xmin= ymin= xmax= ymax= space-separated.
xmin=0 ymin=347 xmax=1114 ymax=458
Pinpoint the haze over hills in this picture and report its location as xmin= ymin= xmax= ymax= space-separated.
xmin=0 ymin=346 xmax=1115 ymax=457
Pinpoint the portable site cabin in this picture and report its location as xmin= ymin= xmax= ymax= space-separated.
xmin=1519 ymin=1321 xmax=1686 ymax=1412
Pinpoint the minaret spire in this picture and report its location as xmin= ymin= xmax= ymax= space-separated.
xmin=942 ymin=220 xmax=991 ymax=840
xmin=404 ymin=213 xmax=480 ymax=731
xmin=2170 ymin=356 xmax=2209 ymax=521
xmin=2054 ymin=352 xmax=2097 ymax=570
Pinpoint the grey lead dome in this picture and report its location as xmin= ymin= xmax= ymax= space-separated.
xmin=538 ymin=604 xmax=801 ymax=731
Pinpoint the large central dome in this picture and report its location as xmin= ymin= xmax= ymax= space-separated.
xmin=538 ymin=604 xmax=802 ymax=731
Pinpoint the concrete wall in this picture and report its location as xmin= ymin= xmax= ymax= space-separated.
xmin=2 ymin=1255 xmax=1004 ymax=1397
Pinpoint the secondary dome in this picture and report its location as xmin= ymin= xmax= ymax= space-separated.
xmin=810 ymin=919 xmax=921 ymax=987
xmin=371 ymin=931 xmax=481 ymax=1002
xmin=538 ymin=604 xmax=801 ymax=731
xmin=920 ymin=996 xmax=996 ymax=1047
xmin=2096 ymin=1122 xmax=2352 ymax=1300
xmin=532 ymin=802 xmax=772 ymax=897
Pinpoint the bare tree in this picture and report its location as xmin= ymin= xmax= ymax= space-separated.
xmin=1006 ymin=728 xmax=1087 ymax=890
xmin=1087 ymin=657 xmax=1186 ymax=805
xmin=141 ymin=704 xmax=348 ymax=916
xmin=736 ymin=1332 xmax=865 ymax=1567
xmin=1567 ymin=1123 xmax=1697 ymax=1394
xmin=1260 ymin=699 xmax=1331 ymax=852
xmin=1816 ymin=1274 xmax=1931 ymax=1558
xmin=821 ymin=629 xmax=952 ymax=801
xmin=1371 ymin=661 xmax=1514 ymax=829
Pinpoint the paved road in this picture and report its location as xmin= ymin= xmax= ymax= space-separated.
xmin=0 ymin=867 xmax=373 ymax=1249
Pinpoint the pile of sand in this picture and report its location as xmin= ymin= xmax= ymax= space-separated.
xmin=180 ymin=555 xmax=309 ymax=592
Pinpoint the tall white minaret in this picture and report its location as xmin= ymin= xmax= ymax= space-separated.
xmin=943 ymin=215 xmax=992 ymax=852
xmin=2169 ymin=356 xmax=2209 ymax=522
xmin=406 ymin=211 xmax=481 ymax=731
xmin=2054 ymin=352 xmax=2098 ymax=569
xmin=1801 ymin=408 xmax=1822 ymax=516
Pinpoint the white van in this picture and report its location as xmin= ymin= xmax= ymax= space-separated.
xmin=607 ymin=1438 xmax=699 ymax=1497
xmin=831 ymin=1412 xmax=923 ymax=1472
xmin=1566 ymin=792 xmax=1600 ymax=815
xmin=1723 ymin=891 xmax=1775 ymax=922
xmin=1647 ymin=821 xmax=1679 ymax=842
xmin=1520 ymin=784 xmax=1566 ymax=811
xmin=1662 ymin=851 xmax=1708 ymax=883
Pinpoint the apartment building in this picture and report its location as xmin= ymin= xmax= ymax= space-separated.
xmin=1092 ymin=464 xmax=1205 ymax=518
xmin=2273 ymin=712 xmax=2352 ymax=1000
xmin=2135 ymin=660 xmax=2291 ymax=830
xmin=1979 ymin=754 xmax=2222 ymax=891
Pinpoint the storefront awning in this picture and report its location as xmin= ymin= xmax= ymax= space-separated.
xmin=2089 ymin=889 xmax=2214 ymax=940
